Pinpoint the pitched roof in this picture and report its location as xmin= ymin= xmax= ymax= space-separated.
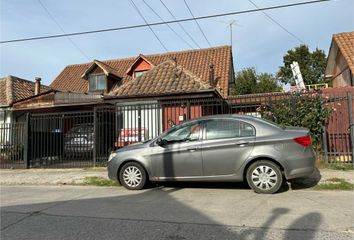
xmin=50 ymin=46 xmax=232 ymax=97
xmin=109 ymin=59 xmax=211 ymax=97
xmin=327 ymin=32 xmax=354 ymax=74
xmin=81 ymin=60 xmax=121 ymax=79
xmin=0 ymin=76 xmax=51 ymax=106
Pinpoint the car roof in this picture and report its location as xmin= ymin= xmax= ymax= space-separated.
xmin=191 ymin=114 xmax=258 ymax=121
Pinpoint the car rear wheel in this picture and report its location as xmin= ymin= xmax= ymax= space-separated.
xmin=119 ymin=162 xmax=147 ymax=190
xmin=246 ymin=160 xmax=283 ymax=194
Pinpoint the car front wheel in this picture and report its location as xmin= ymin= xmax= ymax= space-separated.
xmin=119 ymin=162 xmax=147 ymax=190
xmin=246 ymin=160 xmax=283 ymax=194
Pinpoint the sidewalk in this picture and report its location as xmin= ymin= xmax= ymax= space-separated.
xmin=0 ymin=168 xmax=108 ymax=185
xmin=0 ymin=167 xmax=352 ymax=187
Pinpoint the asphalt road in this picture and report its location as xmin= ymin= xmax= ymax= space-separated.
xmin=1 ymin=184 xmax=353 ymax=240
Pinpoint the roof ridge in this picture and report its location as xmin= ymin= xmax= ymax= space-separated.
xmin=64 ymin=45 xmax=231 ymax=68
xmin=4 ymin=75 xmax=50 ymax=88
xmin=333 ymin=31 xmax=354 ymax=37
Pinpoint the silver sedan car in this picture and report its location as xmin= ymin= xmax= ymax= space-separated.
xmin=108 ymin=115 xmax=315 ymax=194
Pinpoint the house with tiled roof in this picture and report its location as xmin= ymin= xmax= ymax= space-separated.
xmin=13 ymin=46 xmax=234 ymax=114
xmin=49 ymin=46 xmax=234 ymax=100
xmin=0 ymin=75 xmax=50 ymax=123
xmin=325 ymin=31 xmax=354 ymax=87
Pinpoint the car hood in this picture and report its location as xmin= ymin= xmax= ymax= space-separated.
xmin=115 ymin=141 xmax=151 ymax=152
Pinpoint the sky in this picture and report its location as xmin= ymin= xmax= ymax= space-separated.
xmin=0 ymin=0 xmax=353 ymax=86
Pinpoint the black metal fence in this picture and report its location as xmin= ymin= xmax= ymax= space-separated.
xmin=0 ymin=90 xmax=353 ymax=168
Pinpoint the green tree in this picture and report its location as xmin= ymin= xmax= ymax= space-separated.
xmin=277 ymin=44 xmax=327 ymax=85
xmin=231 ymin=68 xmax=281 ymax=95
xmin=256 ymin=73 xmax=282 ymax=93
xmin=232 ymin=67 xmax=257 ymax=95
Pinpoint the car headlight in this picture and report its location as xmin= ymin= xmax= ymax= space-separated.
xmin=108 ymin=152 xmax=117 ymax=162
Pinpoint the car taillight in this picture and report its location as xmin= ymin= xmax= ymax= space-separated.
xmin=293 ymin=135 xmax=311 ymax=147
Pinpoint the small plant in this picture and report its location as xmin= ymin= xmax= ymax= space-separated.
xmin=82 ymin=176 xmax=119 ymax=187
xmin=313 ymin=178 xmax=354 ymax=191
xmin=316 ymin=158 xmax=354 ymax=171
xmin=257 ymin=92 xmax=331 ymax=149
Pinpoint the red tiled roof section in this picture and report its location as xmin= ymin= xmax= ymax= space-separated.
xmin=50 ymin=46 xmax=232 ymax=97
xmin=333 ymin=32 xmax=354 ymax=73
xmin=110 ymin=59 xmax=210 ymax=97
xmin=0 ymin=76 xmax=51 ymax=106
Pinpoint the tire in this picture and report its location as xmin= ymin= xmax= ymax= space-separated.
xmin=119 ymin=162 xmax=147 ymax=190
xmin=246 ymin=160 xmax=283 ymax=194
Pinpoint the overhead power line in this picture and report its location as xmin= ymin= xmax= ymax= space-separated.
xmin=158 ymin=0 xmax=201 ymax=49
xmin=247 ymin=0 xmax=306 ymax=44
xmin=141 ymin=0 xmax=194 ymax=49
xmin=183 ymin=0 xmax=212 ymax=47
xmin=128 ymin=0 xmax=168 ymax=52
xmin=37 ymin=0 xmax=90 ymax=60
xmin=1 ymin=0 xmax=331 ymax=44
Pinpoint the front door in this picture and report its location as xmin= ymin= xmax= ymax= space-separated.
xmin=201 ymin=119 xmax=256 ymax=176
xmin=150 ymin=121 xmax=202 ymax=179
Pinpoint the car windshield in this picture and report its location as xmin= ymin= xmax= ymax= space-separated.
xmin=163 ymin=122 xmax=201 ymax=143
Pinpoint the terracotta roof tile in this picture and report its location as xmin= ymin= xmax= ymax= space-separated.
xmin=50 ymin=46 xmax=232 ymax=97
xmin=110 ymin=59 xmax=210 ymax=97
xmin=333 ymin=32 xmax=354 ymax=73
xmin=0 ymin=76 xmax=51 ymax=106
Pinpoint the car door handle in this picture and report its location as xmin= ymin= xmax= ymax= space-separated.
xmin=235 ymin=141 xmax=249 ymax=147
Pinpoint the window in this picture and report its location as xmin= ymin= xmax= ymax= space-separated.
xmin=134 ymin=70 xmax=147 ymax=78
xmin=163 ymin=122 xmax=201 ymax=143
xmin=205 ymin=119 xmax=255 ymax=140
xmin=89 ymin=74 xmax=106 ymax=91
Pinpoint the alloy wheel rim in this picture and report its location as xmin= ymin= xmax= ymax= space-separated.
xmin=123 ymin=166 xmax=142 ymax=187
xmin=251 ymin=165 xmax=278 ymax=190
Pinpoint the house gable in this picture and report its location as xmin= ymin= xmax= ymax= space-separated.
xmin=109 ymin=59 xmax=212 ymax=98
xmin=325 ymin=32 xmax=354 ymax=87
xmin=126 ymin=54 xmax=154 ymax=78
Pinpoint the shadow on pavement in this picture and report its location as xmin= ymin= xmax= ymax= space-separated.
xmin=289 ymin=168 xmax=322 ymax=190
xmin=0 ymin=186 xmax=326 ymax=240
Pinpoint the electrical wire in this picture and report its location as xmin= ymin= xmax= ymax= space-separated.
xmin=37 ymin=0 xmax=90 ymax=60
xmin=158 ymin=0 xmax=201 ymax=49
xmin=1 ymin=0 xmax=331 ymax=44
xmin=247 ymin=0 xmax=306 ymax=44
xmin=182 ymin=0 xmax=212 ymax=47
xmin=128 ymin=0 xmax=169 ymax=52
xmin=141 ymin=0 xmax=194 ymax=49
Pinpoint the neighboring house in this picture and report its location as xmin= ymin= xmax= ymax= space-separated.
xmin=0 ymin=75 xmax=50 ymax=124
xmin=325 ymin=31 xmax=354 ymax=87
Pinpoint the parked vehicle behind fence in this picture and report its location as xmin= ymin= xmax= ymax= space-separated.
xmin=64 ymin=124 xmax=94 ymax=155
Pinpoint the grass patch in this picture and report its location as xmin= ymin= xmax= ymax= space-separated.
xmin=315 ymin=160 xmax=354 ymax=171
xmin=82 ymin=176 xmax=120 ymax=187
xmin=82 ymin=167 xmax=107 ymax=172
xmin=313 ymin=178 xmax=354 ymax=191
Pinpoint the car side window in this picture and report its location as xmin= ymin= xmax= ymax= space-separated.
xmin=163 ymin=122 xmax=201 ymax=143
xmin=205 ymin=119 xmax=255 ymax=140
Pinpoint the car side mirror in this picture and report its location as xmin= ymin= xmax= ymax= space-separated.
xmin=156 ymin=138 xmax=167 ymax=146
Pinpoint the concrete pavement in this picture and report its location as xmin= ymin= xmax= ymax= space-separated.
xmin=1 ymin=185 xmax=353 ymax=240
